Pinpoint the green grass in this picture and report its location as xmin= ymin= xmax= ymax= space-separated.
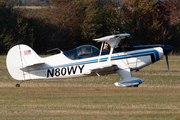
xmin=1 ymin=87 xmax=180 ymax=120
xmin=0 ymin=56 xmax=180 ymax=119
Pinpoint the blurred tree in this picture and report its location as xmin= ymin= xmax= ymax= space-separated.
xmin=161 ymin=0 xmax=180 ymax=53
xmin=0 ymin=1 xmax=34 ymax=54
xmin=1 ymin=0 xmax=179 ymax=54
xmin=37 ymin=0 xmax=122 ymax=50
xmin=81 ymin=0 xmax=122 ymax=43
xmin=121 ymin=0 xmax=162 ymax=45
xmin=121 ymin=0 xmax=179 ymax=49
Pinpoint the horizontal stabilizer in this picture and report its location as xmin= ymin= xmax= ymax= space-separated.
xmin=26 ymin=61 xmax=44 ymax=67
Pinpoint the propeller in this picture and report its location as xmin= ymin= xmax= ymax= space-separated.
xmin=162 ymin=26 xmax=174 ymax=73
xmin=165 ymin=52 xmax=170 ymax=73
xmin=162 ymin=45 xmax=174 ymax=73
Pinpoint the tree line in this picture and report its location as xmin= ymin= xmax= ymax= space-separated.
xmin=7 ymin=0 xmax=49 ymax=6
xmin=0 ymin=0 xmax=180 ymax=54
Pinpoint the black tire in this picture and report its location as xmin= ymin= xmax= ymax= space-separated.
xmin=133 ymin=85 xmax=139 ymax=87
xmin=16 ymin=84 xmax=20 ymax=87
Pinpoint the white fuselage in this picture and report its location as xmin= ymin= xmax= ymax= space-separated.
xmin=24 ymin=47 xmax=164 ymax=80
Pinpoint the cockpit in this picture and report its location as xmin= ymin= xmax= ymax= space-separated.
xmin=63 ymin=37 xmax=139 ymax=60
xmin=63 ymin=45 xmax=99 ymax=60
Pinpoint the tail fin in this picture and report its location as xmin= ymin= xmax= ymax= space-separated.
xmin=6 ymin=44 xmax=44 ymax=80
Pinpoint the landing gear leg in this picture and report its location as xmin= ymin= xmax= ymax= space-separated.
xmin=16 ymin=81 xmax=24 ymax=87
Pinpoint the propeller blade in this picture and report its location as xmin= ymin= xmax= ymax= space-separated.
xmin=165 ymin=53 xmax=170 ymax=73
xmin=162 ymin=26 xmax=166 ymax=45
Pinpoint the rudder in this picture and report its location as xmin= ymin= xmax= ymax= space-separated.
xmin=6 ymin=44 xmax=43 ymax=80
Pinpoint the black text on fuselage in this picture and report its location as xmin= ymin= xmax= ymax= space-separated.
xmin=47 ymin=65 xmax=85 ymax=78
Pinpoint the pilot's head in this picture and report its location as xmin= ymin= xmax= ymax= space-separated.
xmin=82 ymin=47 xmax=86 ymax=54
xmin=104 ymin=44 xmax=110 ymax=51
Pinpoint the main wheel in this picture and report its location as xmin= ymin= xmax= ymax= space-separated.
xmin=16 ymin=84 xmax=20 ymax=87
xmin=133 ymin=85 xmax=139 ymax=87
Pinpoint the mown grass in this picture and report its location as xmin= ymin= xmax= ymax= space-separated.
xmin=0 ymin=55 xmax=180 ymax=120
xmin=1 ymin=87 xmax=180 ymax=120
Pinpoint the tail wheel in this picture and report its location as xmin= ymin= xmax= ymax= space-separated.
xmin=16 ymin=84 xmax=20 ymax=87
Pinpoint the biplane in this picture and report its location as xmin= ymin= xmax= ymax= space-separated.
xmin=6 ymin=33 xmax=174 ymax=87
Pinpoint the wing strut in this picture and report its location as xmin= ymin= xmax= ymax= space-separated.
xmin=98 ymin=42 xmax=104 ymax=63
xmin=94 ymin=33 xmax=130 ymax=62
xmin=107 ymin=38 xmax=121 ymax=61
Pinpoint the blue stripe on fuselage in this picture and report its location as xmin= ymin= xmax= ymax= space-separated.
xmin=129 ymin=50 xmax=159 ymax=61
xmin=52 ymin=49 xmax=159 ymax=68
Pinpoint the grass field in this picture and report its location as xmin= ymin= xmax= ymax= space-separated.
xmin=0 ymin=55 xmax=180 ymax=120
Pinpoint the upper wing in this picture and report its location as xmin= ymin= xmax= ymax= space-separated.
xmin=93 ymin=33 xmax=130 ymax=42
xmin=93 ymin=33 xmax=130 ymax=49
